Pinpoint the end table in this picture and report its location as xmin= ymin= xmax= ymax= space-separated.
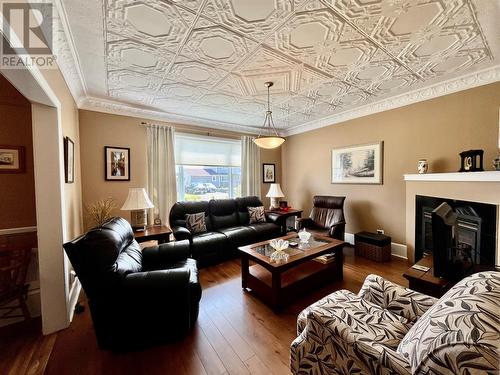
xmin=133 ymin=225 xmax=172 ymax=244
xmin=265 ymin=209 xmax=303 ymax=235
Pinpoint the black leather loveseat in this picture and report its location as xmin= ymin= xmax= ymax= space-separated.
xmin=170 ymin=196 xmax=281 ymax=267
xmin=63 ymin=217 xmax=201 ymax=350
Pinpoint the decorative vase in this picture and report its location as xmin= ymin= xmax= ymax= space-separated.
xmin=417 ymin=159 xmax=428 ymax=174
xmin=493 ymin=154 xmax=500 ymax=171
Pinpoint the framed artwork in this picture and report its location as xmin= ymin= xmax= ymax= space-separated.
xmin=0 ymin=145 xmax=25 ymax=173
xmin=263 ymin=163 xmax=276 ymax=183
xmin=105 ymin=146 xmax=130 ymax=181
xmin=64 ymin=137 xmax=74 ymax=183
xmin=331 ymin=141 xmax=383 ymax=184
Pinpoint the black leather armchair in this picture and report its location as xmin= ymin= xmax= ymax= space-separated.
xmin=297 ymin=196 xmax=346 ymax=240
xmin=63 ymin=217 xmax=201 ymax=350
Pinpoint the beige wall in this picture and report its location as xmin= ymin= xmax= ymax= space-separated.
xmin=282 ymin=82 xmax=500 ymax=246
xmin=0 ymin=75 xmax=36 ymax=229
xmin=79 ymin=110 xmax=282 ymax=228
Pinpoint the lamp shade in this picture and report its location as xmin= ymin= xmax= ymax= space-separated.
xmin=121 ymin=188 xmax=154 ymax=210
xmin=253 ymin=136 xmax=285 ymax=149
xmin=266 ymin=183 xmax=284 ymax=198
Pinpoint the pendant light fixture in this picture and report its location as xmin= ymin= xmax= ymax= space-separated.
xmin=253 ymin=81 xmax=285 ymax=149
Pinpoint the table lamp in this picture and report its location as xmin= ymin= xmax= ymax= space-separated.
xmin=121 ymin=188 xmax=154 ymax=231
xmin=266 ymin=183 xmax=284 ymax=210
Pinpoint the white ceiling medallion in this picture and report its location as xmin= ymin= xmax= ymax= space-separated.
xmin=54 ymin=0 xmax=499 ymax=135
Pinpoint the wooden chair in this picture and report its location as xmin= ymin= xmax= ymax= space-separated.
xmin=0 ymin=244 xmax=31 ymax=321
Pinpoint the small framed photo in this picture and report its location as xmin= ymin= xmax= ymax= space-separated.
xmin=64 ymin=137 xmax=74 ymax=183
xmin=105 ymin=146 xmax=130 ymax=181
xmin=331 ymin=141 xmax=383 ymax=184
xmin=0 ymin=145 xmax=25 ymax=173
xmin=263 ymin=163 xmax=276 ymax=183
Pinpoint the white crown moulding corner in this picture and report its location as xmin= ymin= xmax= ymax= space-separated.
xmin=79 ymin=96 xmax=260 ymax=135
xmin=283 ymin=64 xmax=500 ymax=136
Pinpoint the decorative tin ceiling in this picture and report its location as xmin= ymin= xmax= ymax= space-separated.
xmin=58 ymin=0 xmax=500 ymax=134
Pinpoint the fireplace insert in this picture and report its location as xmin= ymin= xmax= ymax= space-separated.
xmin=415 ymin=195 xmax=497 ymax=273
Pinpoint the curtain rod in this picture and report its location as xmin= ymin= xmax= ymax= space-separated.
xmin=140 ymin=121 xmax=251 ymax=139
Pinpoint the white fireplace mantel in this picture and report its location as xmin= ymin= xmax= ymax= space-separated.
xmin=404 ymin=171 xmax=500 ymax=182
xmin=405 ymin=173 xmax=500 ymax=265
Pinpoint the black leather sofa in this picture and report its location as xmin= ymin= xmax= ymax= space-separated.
xmin=170 ymin=196 xmax=281 ymax=267
xmin=63 ymin=217 xmax=201 ymax=350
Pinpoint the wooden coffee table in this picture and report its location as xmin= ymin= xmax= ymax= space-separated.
xmin=238 ymin=233 xmax=345 ymax=310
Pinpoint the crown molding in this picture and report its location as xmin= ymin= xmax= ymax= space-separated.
xmin=283 ymin=64 xmax=500 ymax=136
xmin=53 ymin=0 xmax=87 ymax=103
xmin=80 ymin=96 xmax=259 ymax=135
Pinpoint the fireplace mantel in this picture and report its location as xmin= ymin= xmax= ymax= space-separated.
xmin=404 ymin=171 xmax=500 ymax=182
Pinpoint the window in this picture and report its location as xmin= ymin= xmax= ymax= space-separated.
xmin=175 ymin=134 xmax=241 ymax=201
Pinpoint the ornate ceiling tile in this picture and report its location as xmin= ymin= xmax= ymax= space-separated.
xmin=107 ymin=39 xmax=173 ymax=76
xmin=108 ymin=69 xmax=161 ymax=91
xmin=268 ymin=7 xmax=344 ymax=67
xmin=236 ymin=47 xmax=326 ymax=96
xmin=158 ymin=82 xmax=208 ymax=103
xmin=167 ymin=61 xmax=227 ymax=88
xmin=202 ymin=0 xmax=294 ymax=42
xmin=106 ymin=1 xmax=192 ymax=53
xmin=181 ymin=24 xmax=258 ymax=71
xmin=57 ymin=0 xmax=500 ymax=135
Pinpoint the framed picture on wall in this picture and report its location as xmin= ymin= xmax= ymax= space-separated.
xmin=0 ymin=145 xmax=25 ymax=173
xmin=64 ymin=137 xmax=74 ymax=183
xmin=263 ymin=163 xmax=276 ymax=183
xmin=331 ymin=141 xmax=383 ymax=184
xmin=105 ymin=146 xmax=130 ymax=181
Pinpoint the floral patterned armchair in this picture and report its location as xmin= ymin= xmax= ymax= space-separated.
xmin=291 ymin=271 xmax=500 ymax=375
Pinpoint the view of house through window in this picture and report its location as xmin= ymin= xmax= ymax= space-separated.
xmin=175 ymin=134 xmax=241 ymax=201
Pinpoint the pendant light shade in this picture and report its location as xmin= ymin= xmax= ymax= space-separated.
xmin=253 ymin=82 xmax=285 ymax=149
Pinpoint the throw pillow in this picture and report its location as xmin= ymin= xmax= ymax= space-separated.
xmin=248 ymin=206 xmax=266 ymax=224
xmin=185 ymin=212 xmax=207 ymax=234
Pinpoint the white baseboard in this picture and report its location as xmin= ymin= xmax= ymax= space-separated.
xmin=345 ymin=232 xmax=408 ymax=260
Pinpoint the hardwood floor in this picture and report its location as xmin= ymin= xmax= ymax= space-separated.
xmin=2 ymin=247 xmax=410 ymax=375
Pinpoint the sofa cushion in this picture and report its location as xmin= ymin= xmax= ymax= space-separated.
xmin=248 ymin=222 xmax=280 ymax=241
xmin=298 ymin=289 xmax=412 ymax=350
xmin=397 ymin=271 xmax=500 ymax=374
xmin=191 ymin=231 xmax=228 ymax=259
xmin=209 ymin=199 xmax=239 ymax=229
xmin=217 ymin=226 xmax=256 ymax=248
xmin=185 ymin=212 xmax=207 ymax=234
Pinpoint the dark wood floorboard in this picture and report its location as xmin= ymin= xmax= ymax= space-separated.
xmin=2 ymin=246 xmax=410 ymax=375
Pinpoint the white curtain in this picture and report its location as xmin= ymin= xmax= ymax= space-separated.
xmin=241 ymin=136 xmax=261 ymax=197
xmin=146 ymin=125 xmax=177 ymax=226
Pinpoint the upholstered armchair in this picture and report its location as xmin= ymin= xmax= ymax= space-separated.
xmin=296 ymin=196 xmax=346 ymax=240
xmin=291 ymin=272 xmax=500 ymax=375
xmin=63 ymin=217 xmax=202 ymax=350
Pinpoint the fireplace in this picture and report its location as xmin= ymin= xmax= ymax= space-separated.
xmin=415 ymin=195 xmax=497 ymax=266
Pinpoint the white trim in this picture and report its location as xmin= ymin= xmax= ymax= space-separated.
xmin=67 ymin=278 xmax=81 ymax=322
xmin=345 ymin=232 xmax=408 ymax=259
xmin=404 ymin=171 xmax=500 ymax=182
xmin=285 ymin=65 xmax=500 ymax=136
xmin=0 ymin=226 xmax=37 ymax=235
